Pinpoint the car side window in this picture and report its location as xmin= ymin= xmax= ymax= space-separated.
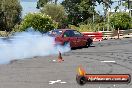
xmin=73 ymin=30 xmax=83 ymax=37
xmin=63 ymin=30 xmax=74 ymax=37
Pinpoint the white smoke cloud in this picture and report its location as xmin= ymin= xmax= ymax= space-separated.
xmin=0 ymin=29 xmax=70 ymax=64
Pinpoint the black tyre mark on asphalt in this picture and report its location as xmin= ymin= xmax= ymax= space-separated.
xmin=123 ymin=59 xmax=128 ymax=62
xmin=128 ymin=83 xmax=132 ymax=87
xmin=112 ymin=63 xmax=132 ymax=71
xmin=92 ymin=60 xmax=113 ymax=74
xmin=74 ymin=39 xmax=132 ymax=87
xmin=83 ymin=57 xmax=88 ymax=58
xmin=105 ymin=63 xmax=113 ymax=74
xmin=76 ymin=56 xmax=80 ymax=58
xmin=80 ymin=56 xmax=114 ymax=74
xmin=70 ymin=52 xmax=119 ymax=54
xmin=128 ymin=56 xmax=132 ymax=59
xmin=85 ymin=55 xmax=132 ymax=88
xmin=68 ymin=51 xmax=132 ymax=73
xmin=72 ymin=51 xmax=132 ymax=66
xmin=91 ymin=55 xmax=132 ymax=72
xmin=127 ymin=56 xmax=132 ymax=63
xmin=124 ymin=53 xmax=132 ymax=54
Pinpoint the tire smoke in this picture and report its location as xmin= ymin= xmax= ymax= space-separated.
xmin=0 ymin=29 xmax=70 ymax=64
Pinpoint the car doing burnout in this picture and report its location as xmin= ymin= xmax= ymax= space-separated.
xmin=47 ymin=29 xmax=93 ymax=48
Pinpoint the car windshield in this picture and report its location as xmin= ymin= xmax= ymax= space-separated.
xmin=73 ymin=30 xmax=83 ymax=37
xmin=47 ymin=30 xmax=63 ymax=36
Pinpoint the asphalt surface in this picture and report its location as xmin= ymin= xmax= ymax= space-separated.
xmin=0 ymin=38 xmax=132 ymax=88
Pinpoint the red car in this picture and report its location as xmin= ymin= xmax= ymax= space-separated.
xmin=48 ymin=29 xmax=93 ymax=48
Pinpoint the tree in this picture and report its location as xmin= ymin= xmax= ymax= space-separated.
xmin=122 ymin=1 xmax=128 ymax=9
xmin=102 ymin=0 xmax=113 ymax=18
xmin=0 ymin=0 xmax=22 ymax=32
xmin=62 ymin=0 xmax=96 ymax=26
xmin=61 ymin=0 xmax=114 ymax=26
xmin=14 ymin=13 xmax=57 ymax=33
xmin=84 ymin=13 xmax=104 ymax=24
xmin=122 ymin=0 xmax=132 ymax=9
xmin=110 ymin=12 xmax=131 ymax=30
xmin=41 ymin=4 xmax=65 ymax=22
xmin=130 ymin=17 xmax=132 ymax=29
xmin=43 ymin=5 xmax=68 ymax=29
xmin=37 ymin=0 xmax=58 ymax=9
xmin=122 ymin=1 xmax=132 ymax=16
xmin=37 ymin=0 xmax=50 ymax=9
xmin=54 ymin=0 xmax=58 ymax=4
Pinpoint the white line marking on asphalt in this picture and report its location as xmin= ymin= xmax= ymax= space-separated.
xmin=56 ymin=80 xmax=61 ymax=82
xmin=113 ymin=84 xmax=116 ymax=87
xmin=49 ymin=81 xmax=56 ymax=84
xmin=101 ymin=61 xmax=116 ymax=63
xmin=52 ymin=60 xmax=56 ymax=62
xmin=49 ymin=80 xmax=67 ymax=85
xmin=60 ymin=82 xmax=67 ymax=84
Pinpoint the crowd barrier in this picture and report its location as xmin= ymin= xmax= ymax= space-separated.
xmin=82 ymin=32 xmax=103 ymax=42
xmin=82 ymin=29 xmax=132 ymax=42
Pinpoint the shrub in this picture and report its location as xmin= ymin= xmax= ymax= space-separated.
xmin=13 ymin=13 xmax=57 ymax=33
xmin=110 ymin=12 xmax=131 ymax=30
xmin=79 ymin=24 xmax=94 ymax=32
xmin=69 ymin=24 xmax=94 ymax=32
xmin=41 ymin=4 xmax=65 ymax=22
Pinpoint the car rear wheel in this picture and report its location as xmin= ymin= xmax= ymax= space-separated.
xmin=85 ymin=41 xmax=90 ymax=48
xmin=86 ymin=38 xmax=93 ymax=48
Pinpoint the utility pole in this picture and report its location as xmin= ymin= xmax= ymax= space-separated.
xmin=107 ymin=8 xmax=110 ymax=31
xmin=128 ymin=0 xmax=132 ymax=17
xmin=1 ymin=0 xmax=7 ymax=31
xmin=92 ymin=4 xmax=95 ymax=31
xmin=128 ymin=0 xmax=130 ymax=9
xmin=128 ymin=0 xmax=130 ymax=17
xmin=91 ymin=0 xmax=94 ymax=23
xmin=92 ymin=4 xmax=94 ymax=23
xmin=3 ymin=0 xmax=7 ymax=31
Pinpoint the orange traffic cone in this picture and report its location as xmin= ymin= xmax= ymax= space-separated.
xmin=58 ymin=51 xmax=64 ymax=63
